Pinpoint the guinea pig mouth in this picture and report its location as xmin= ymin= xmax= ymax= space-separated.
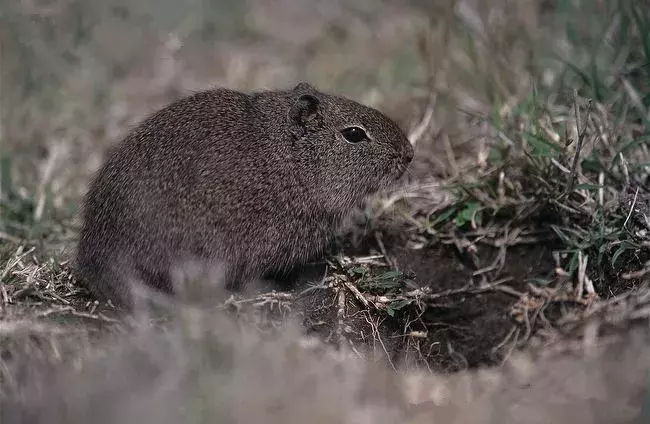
xmin=395 ymin=163 xmax=409 ymax=179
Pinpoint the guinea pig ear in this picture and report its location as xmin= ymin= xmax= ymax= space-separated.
xmin=288 ymin=94 xmax=322 ymax=140
xmin=293 ymin=82 xmax=317 ymax=93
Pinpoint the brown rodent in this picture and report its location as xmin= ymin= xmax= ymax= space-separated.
xmin=75 ymin=82 xmax=413 ymax=308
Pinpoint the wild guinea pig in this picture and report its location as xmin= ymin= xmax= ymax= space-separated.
xmin=75 ymin=82 xmax=414 ymax=308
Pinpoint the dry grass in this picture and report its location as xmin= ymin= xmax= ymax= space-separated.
xmin=1 ymin=0 xmax=650 ymax=422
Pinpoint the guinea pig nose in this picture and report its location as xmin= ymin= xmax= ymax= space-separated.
xmin=404 ymin=144 xmax=414 ymax=163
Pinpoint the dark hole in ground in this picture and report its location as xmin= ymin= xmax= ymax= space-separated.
xmin=285 ymin=220 xmax=562 ymax=371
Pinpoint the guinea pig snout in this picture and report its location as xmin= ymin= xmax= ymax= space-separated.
xmin=395 ymin=147 xmax=413 ymax=178
xmin=403 ymin=142 xmax=414 ymax=164
xmin=397 ymin=141 xmax=414 ymax=171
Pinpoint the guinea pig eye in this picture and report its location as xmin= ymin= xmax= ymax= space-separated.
xmin=340 ymin=126 xmax=368 ymax=143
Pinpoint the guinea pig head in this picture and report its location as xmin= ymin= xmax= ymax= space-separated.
xmin=287 ymin=83 xmax=414 ymax=215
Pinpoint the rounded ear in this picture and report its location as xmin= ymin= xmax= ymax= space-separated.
xmin=293 ymin=82 xmax=317 ymax=93
xmin=288 ymin=94 xmax=322 ymax=140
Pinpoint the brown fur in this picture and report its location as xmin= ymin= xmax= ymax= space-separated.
xmin=75 ymin=82 xmax=413 ymax=307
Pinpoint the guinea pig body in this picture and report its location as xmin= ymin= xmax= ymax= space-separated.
xmin=75 ymin=83 xmax=413 ymax=307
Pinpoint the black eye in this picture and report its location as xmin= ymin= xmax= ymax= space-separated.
xmin=340 ymin=126 xmax=368 ymax=143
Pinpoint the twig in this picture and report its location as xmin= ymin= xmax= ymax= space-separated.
xmin=336 ymin=287 xmax=346 ymax=349
xmin=402 ymin=277 xmax=514 ymax=303
xmin=374 ymin=231 xmax=397 ymax=270
xmin=623 ymin=186 xmax=640 ymax=230
xmin=565 ymin=92 xmax=593 ymax=195
xmin=363 ymin=312 xmax=396 ymax=371
xmin=598 ymin=171 xmax=604 ymax=207
xmin=408 ymin=92 xmax=436 ymax=147
xmin=442 ymin=132 xmax=459 ymax=178
xmin=342 ymin=280 xmax=372 ymax=309
xmin=575 ymin=251 xmax=587 ymax=300
xmin=493 ymin=325 xmax=520 ymax=365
